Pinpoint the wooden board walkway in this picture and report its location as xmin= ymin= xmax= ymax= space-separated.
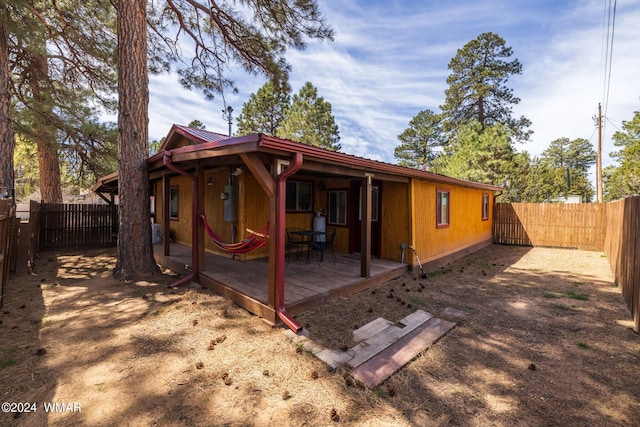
xmin=284 ymin=309 xmax=456 ymax=388
xmin=351 ymin=317 xmax=456 ymax=388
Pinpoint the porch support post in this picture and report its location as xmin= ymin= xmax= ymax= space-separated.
xmin=239 ymin=149 xmax=302 ymax=333
xmin=274 ymin=153 xmax=303 ymax=333
xmin=195 ymin=164 xmax=205 ymax=274
xmin=239 ymin=152 xmax=277 ymax=308
xmin=162 ymin=173 xmax=170 ymax=256
xmin=361 ymin=174 xmax=373 ymax=278
xmin=267 ymin=196 xmax=277 ymax=309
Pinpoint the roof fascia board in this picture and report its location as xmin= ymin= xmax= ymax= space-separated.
xmin=259 ymin=136 xmax=502 ymax=192
xmin=299 ymin=161 xmax=410 ymax=183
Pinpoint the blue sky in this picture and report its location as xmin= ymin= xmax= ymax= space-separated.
xmin=148 ymin=0 xmax=640 ymax=174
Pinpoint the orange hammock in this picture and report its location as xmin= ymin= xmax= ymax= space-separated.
xmin=200 ymin=214 xmax=269 ymax=254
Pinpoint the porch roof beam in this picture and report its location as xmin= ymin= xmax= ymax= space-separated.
xmin=147 ymin=141 xmax=260 ymax=170
xmin=96 ymin=192 xmax=113 ymax=205
xmin=240 ymin=152 xmax=275 ymax=198
xmin=300 ymin=162 xmax=410 ymax=183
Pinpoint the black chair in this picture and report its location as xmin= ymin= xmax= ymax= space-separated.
xmin=310 ymin=228 xmax=336 ymax=266
xmin=285 ymin=227 xmax=305 ymax=266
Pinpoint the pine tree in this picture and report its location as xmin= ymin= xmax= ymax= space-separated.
xmin=236 ymin=81 xmax=290 ymax=136
xmin=441 ymin=32 xmax=531 ymax=143
xmin=432 ymin=121 xmax=514 ymax=186
xmin=3 ymin=0 xmax=118 ymax=202
xmin=114 ymin=0 xmax=159 ymax=280
xmin=0 ymin=14 xmax=14 ymax=200
xmin=147 ymin=1 xmax=333 ymax=97
xmin=538 ymin=137 xmax=595 ymax=201
xmin=394 ymin=109 xmax=443 ymax=169
xmin=279 ymin=82 xmax=340 ymax=151
xmin=395 ymin=32 xmax=530 ymax=171
xmin=604 ymin=111 xmax=640 ymax=201
xmin=115 ymin=1 xmax=333 ymax=279
xmin=187 ymin=120 xmax=206 ymax=130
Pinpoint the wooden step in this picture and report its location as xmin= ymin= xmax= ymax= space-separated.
xmin=351 ymin=317 xmax=456 ymax=388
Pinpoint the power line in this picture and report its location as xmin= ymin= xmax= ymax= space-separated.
xmin=595 ymin=0 xmax=617 ymax=203
xmin=600 ymin=0 xmax=617 ymax=139
xmin=605 ymin=116 xmax=622 ymax=133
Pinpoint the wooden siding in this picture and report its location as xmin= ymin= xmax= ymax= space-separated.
xmin=411 ymin=180 xmax=493 ymax=264
xmin=203 ymin=168 xmax=233 ymax=254
xmin=380 ymin=181 xmax=411 ymax=262
xmin=156 ymin=170 xmax=493 ymax=266
xmin=155 ymin=174 xmax=193 ymax=246
xmin=493 ymin=203 xmax=606 ymax=250
xmin=238 ymin=170 xmax=270 ymax=259
xmin=290 ymin=174 xmax=352 ymax=253
xmin=603 ymin=197 xmax=640 ymax=332
xmin=156 ymin=169 xmax=272 ymax=260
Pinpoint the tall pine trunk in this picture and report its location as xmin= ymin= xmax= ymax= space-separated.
xmin=30 ymin=54 xmax=63 ymax=204
xmin=0 ymin=23 xmax=14 ymax=200
xmin=36 ymin=137 xmax=63 ymax=203
xmin=113 ymin=0 xmax=159 ymax=280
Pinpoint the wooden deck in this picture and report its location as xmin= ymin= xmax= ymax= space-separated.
xmin=154 ymin=243 xmax=407 ymax=323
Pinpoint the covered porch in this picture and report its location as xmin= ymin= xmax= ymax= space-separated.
xmin=154 ymin=242 xmax=407 ymax=322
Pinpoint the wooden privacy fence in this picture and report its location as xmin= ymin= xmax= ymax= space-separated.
xmin=493 ymin=203 xmax=606 ymax=251
xmin=603 ymin=197 xmax=640 ymax=332
xmin=0 ymin=200 xmax=16 ymax=308
xmin=39 ymin=203 xmax=118 ymax=250
xmin=493 ymin=199 xmax=640 ymax=331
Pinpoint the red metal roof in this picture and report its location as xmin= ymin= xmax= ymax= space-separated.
xmin=257 ymin=135 xmax=504 ymax=192
xmin=173 ymin=125 xmax=229 ymax=144
xmin=154 ymin=127 xmax=503 ymax=192
xmin=120 ymin=125 xmax=503 ymax=194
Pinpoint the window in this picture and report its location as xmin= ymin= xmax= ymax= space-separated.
xmin=359 ymin=186 xmax=379 ymax=222
xmin=436 ymin=188 xmax=449 ymax=227
xmin=169 ymin=186 xmax=179 ymax=220
xmin=286 ymin=181 xmax=312 ymax=212
xmin=328 ymin=190 xmax=347 ymax=225
xmin=482 ymin=193 xmax=490 ymax=221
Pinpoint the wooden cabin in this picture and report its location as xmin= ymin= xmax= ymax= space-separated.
xmin=94 ymin=125 xmax=502 ymax=332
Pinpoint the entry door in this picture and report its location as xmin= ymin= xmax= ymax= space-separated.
xmin=349 ymin=179 xmax=382 ymax=256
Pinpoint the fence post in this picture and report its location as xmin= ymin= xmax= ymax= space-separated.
xmin=0 ymin=202 xmax=15 ymax=309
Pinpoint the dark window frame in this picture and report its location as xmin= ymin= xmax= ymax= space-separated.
xmin=286 ymin=180 xmax=313 ymax=213
xmin=482 ymin=193 xmax=490 ymax=221
xmin=169 ymin=186 xmax=179 ymax=220
xmin=358 ymin=185 xmax=380 ymax=222
xmin=327 ymin=189 xmax=348 ymax=225
xmin=436 ymin=188 xmax=450 ymax=228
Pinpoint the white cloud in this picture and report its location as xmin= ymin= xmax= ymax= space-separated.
xmin=514 ymin=1 xmax=640 ymax=168
xmin=147 ymin=0 xmax=640 ymax=174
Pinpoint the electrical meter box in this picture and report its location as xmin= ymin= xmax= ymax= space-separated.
xmin=223 ymin=184 xmax=237 ymax=222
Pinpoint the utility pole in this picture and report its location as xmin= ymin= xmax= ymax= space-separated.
xmin=596 ymin=103 xmax=603 ymax=203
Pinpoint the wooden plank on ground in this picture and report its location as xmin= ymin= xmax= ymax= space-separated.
xmin=351 ymin=317 xmax=456 ymax=389
xmin=353 ymin=318 xmax=394 ymax=343
xmin=347 ymin=310 xmax=433 ymax=368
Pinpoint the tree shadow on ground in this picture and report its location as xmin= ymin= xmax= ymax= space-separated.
xmin=299 ymin=244 xmax=640 ymax=426
xmin=2 ymin=245 xmax=639 ymax=426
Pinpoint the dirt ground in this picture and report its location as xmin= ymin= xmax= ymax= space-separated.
xmin=1 ymin=244 xmax=639 ymax=426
